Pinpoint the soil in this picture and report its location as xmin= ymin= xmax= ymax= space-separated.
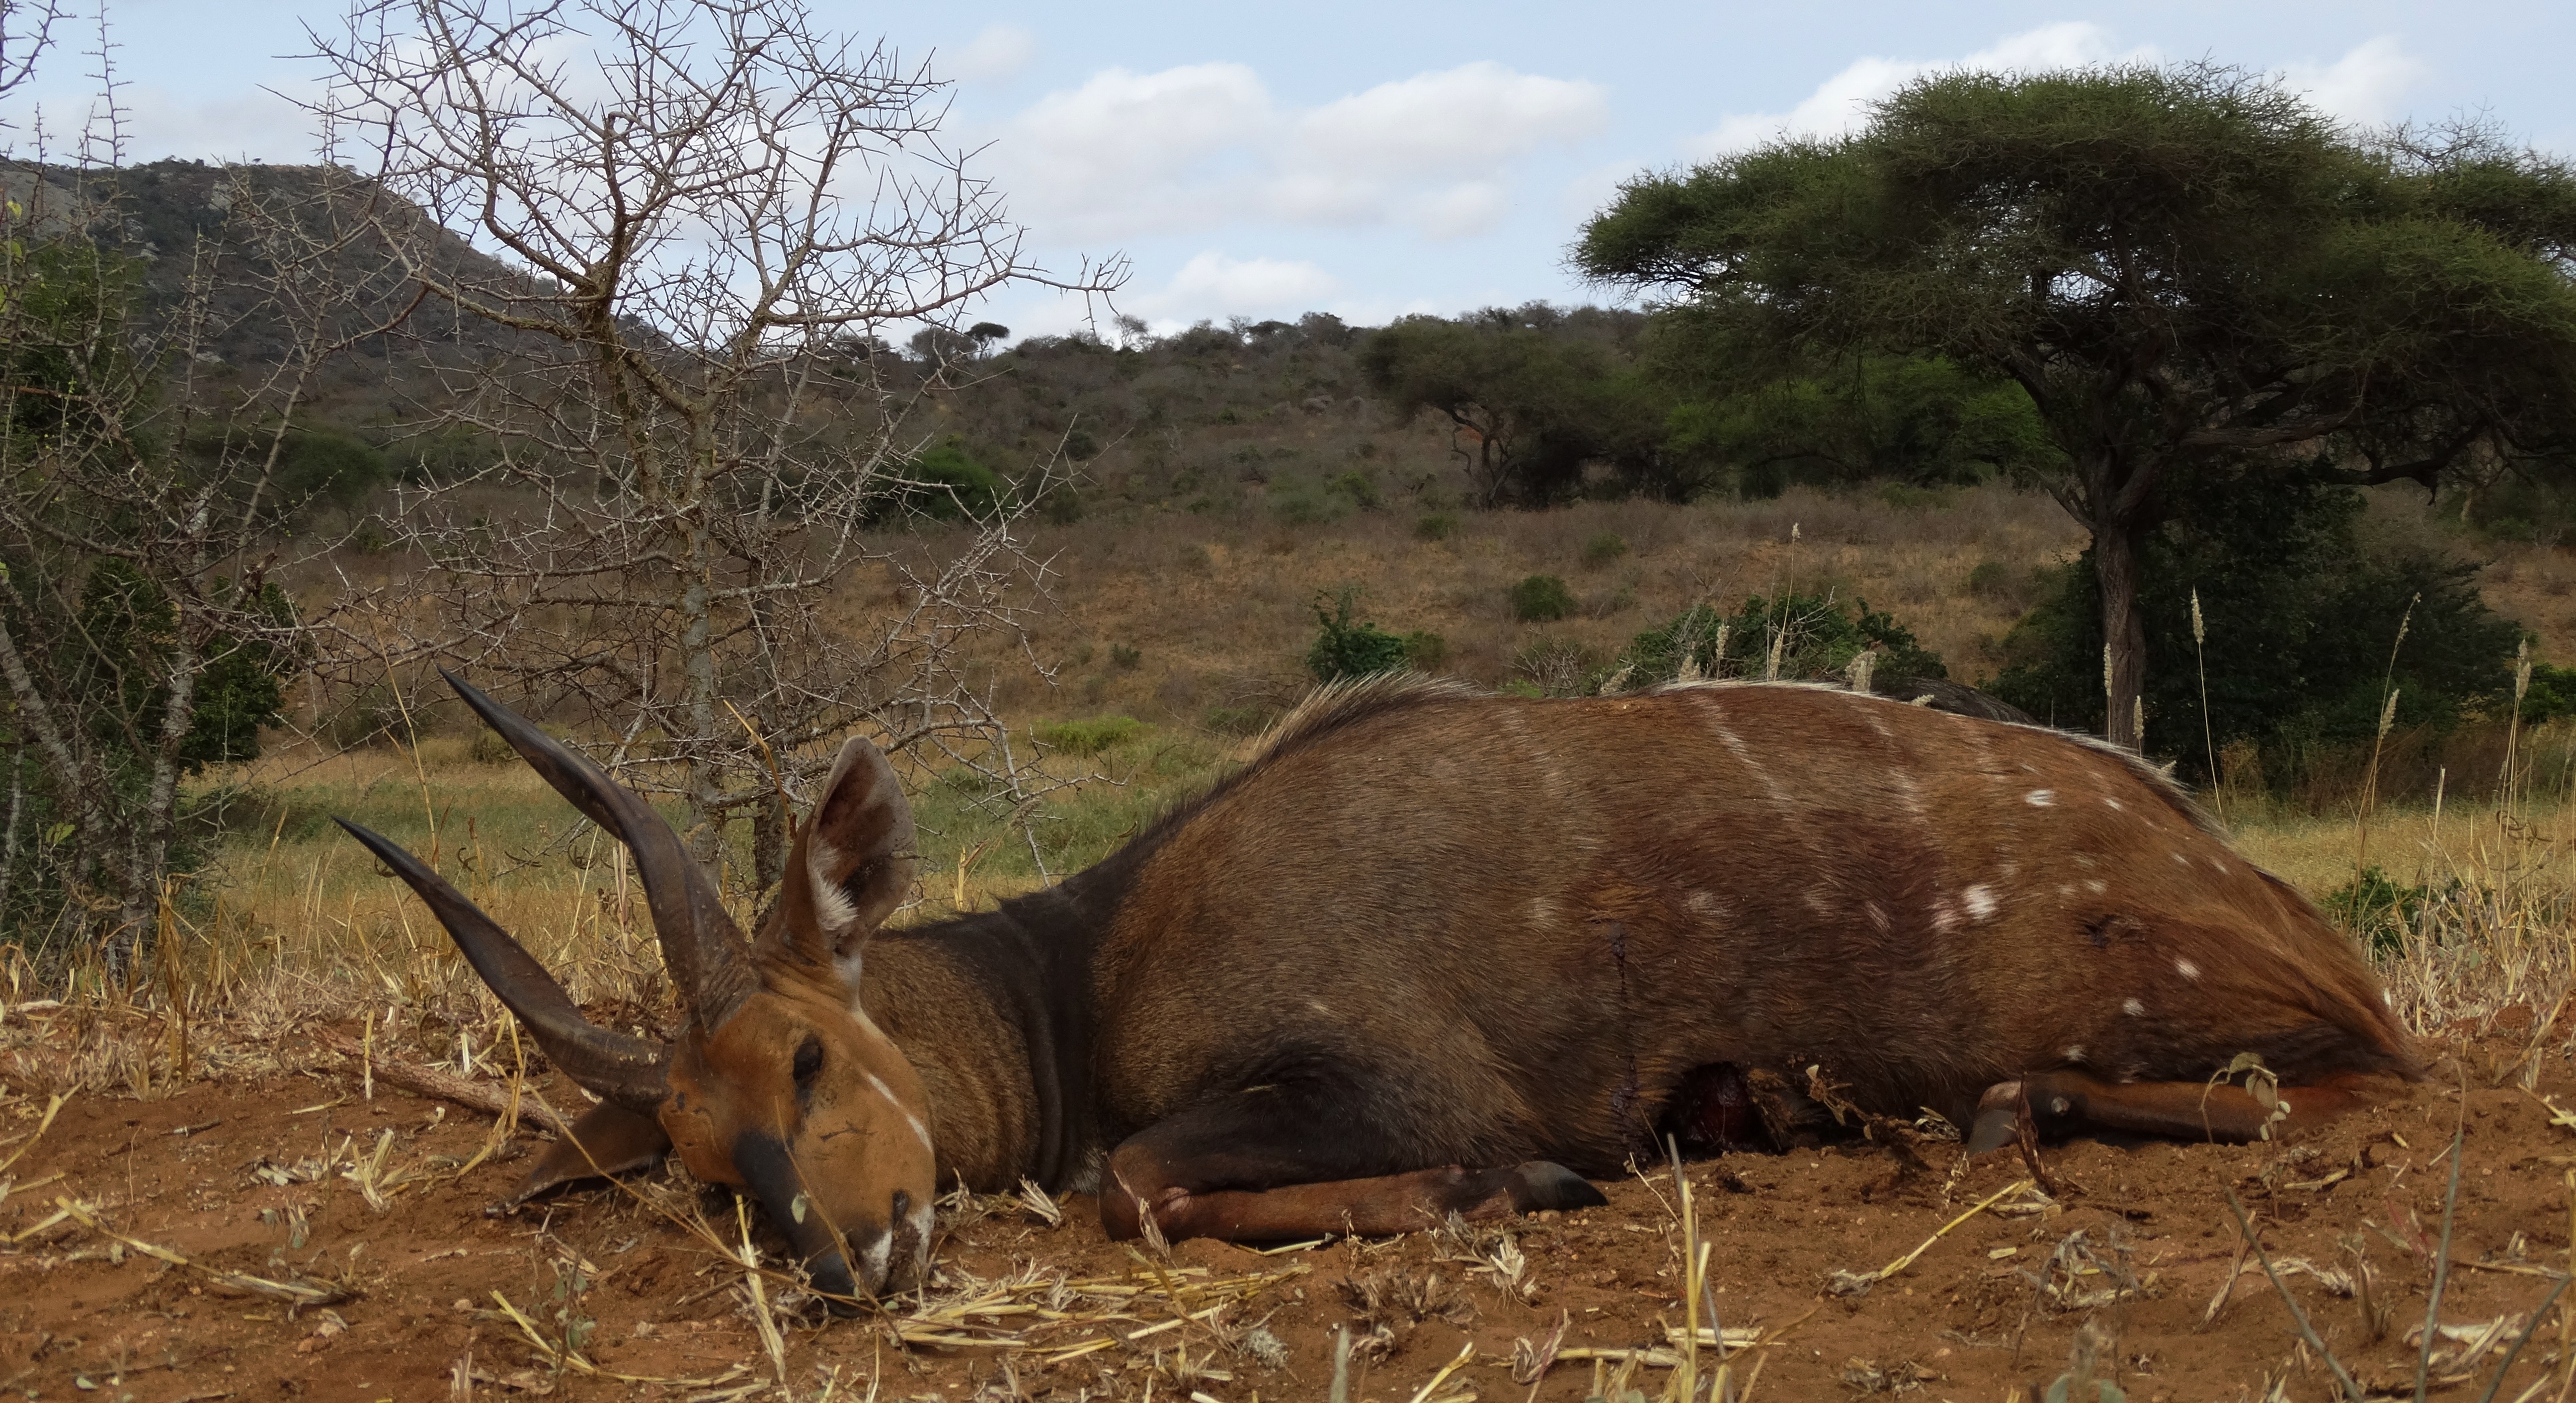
xmin=5 ymin=1009 xmax=2575 ymax=1403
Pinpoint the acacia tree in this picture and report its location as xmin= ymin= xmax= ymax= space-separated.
xmin=1579 ymin=64 xmax=2576 ymax=745
xmin=312 ymin=0 xmax=1121 ymax=891
xmin=0 ymin=135 xmax=409 ymax=964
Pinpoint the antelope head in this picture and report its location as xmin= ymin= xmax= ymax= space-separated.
xmin=336 ymin=673 xmax=935 ymax=1305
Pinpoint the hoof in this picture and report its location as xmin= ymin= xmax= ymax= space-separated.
xmin=1965 ymin=1081 xmax=2023 ymax=1154
xmin=1502 ymin=1160 xmax=1608 ymax=1213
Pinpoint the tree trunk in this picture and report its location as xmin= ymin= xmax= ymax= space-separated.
xmin=2094 ymin=511 xmax=2149 ymax=751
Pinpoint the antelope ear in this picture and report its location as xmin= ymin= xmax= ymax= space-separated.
xmin=789 ymin=735 xmax=917 ymax=963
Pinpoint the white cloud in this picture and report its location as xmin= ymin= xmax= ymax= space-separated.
xmin=947 ymin=24 xmax=1038 ymax=84
xmin=992 ymin=60 xmax=1608 ymax=243
xmin=7 ymin=82 xmax=320 ymax=164
xmin=2282 ymin=36 xmax=2423 ymax=126
xmin=1693 ymin=22 xmax=2149 ymax=155
xmin=1127 ymin=251 xmax=1342 ymax=326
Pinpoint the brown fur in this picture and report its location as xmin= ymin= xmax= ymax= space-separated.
xmin=390 ymin=675 xmax=2419 ymax=1303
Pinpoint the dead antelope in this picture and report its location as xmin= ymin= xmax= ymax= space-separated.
xmin=339 ymin=672 xmax=2417 ymax=1304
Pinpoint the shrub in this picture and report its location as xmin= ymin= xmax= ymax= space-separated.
xmin=1306 ymin=585 xmax=1410 ymax=681
xmin=1581 ymin=531 xmax=1629 ymax=567
xmin=2321 ymin=865 xmax=2437 ymax=958
xmin=1965 ymin=559 xmax=2014 ymax=598
xmin=878 ymin=436 xmax=1004 ymax=522
xmin=1401 ymin=630 xmax=1448 ymax=673
xmin=1508 ymin=574 xmax=1576 ymax=622
xmin=1109 ymin=643 xmax=1143 ymax=670
xmin=1621 ymin=592 xmax=1944 ymax=686
xmin=1034 ymin=715 xmax=1144 ymax=755
xmin=1987 ymin=475 xmax=2518 ymax=778
xmin=1414 ymin=511 xmax=1458 ymax=542
xmin=1326 ymin=470 xmax=1382 ymax=510
xmin=1062 ymin=428 xmax=1100 ymax=461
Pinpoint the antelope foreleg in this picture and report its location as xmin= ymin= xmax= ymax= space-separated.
xmin=1103 ymin=1158 xmax=1599 ymax=1242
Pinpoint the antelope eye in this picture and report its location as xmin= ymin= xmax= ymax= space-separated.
xmin=792 ymin=1036 xmax=824 ymax=1084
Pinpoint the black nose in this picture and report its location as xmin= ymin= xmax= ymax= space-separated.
xmin=807 ymin=1248 xmax=862 ymax=1313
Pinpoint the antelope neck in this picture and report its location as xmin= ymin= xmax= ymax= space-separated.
xmin=873 ymin=882 xmax=1109 ymax=1194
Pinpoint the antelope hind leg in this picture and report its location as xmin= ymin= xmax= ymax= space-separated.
xmin=1099 ymin=1074 xmax=1604 ymax=1243
xmin=1966 ymin=1070 xmax=2386 ymax=1153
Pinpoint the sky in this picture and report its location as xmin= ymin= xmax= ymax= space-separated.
xmin=7 ymin=1 xmax=2575 ymax=341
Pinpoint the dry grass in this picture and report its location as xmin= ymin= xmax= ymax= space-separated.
xmin=18 ymin=476 xmax=2576 ymax=1088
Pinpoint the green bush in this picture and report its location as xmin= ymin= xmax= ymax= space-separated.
xmin=878 ymin=436 xmax=1004 ymax=522
xmin=1621 ymin=592 xmax=1944 ymax=686
xmin=1987 ymin=475 xmax=2518 ymax=776
xmin=2522 ymin=662 xmax=2576 ymax=724
xmin=1034 ymin=715 xmax=1144 ymax=755
xmin=1508 ymin=574 xmax=1576 ymax=622
xmin=271 ymin=427 xmax=390 ymax=515
xmin=1414 ymin=511 xmax=1458 ymax=542
xmin=2321 ymin=865 xmax=2437 ymax=958
xmin=1306 ymin=586 xmax=1410 ymax=681
xmin=1401 ymin=630 xmax=1448 ymax=673
xmin=1109 ymin=643 xmax=1143 ymax=670
xmin=1327 ymin=470 xmax=1382 ymax=510
xmin=1582 ymin=532 xmax=1629 ymax=567
xmin=1965 ymin=559 xmax=2015 ymax=598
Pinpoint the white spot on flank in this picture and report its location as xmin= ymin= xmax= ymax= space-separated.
xmin=1962 ymin=885 xmax=1998 ymax=922
xmin=2212 ymin=861 xmax=2229 ymax=875
xmin=2063 ymin=1045 xmax=2086 ymax=1064
xmin=2103 ymin=798 xmax=2124 ymax=812
xmin=2171 ymin=852 xmax=2190 ymax=866
xmin=1687 ymin=890 xmax=1721 ymax=915
xmin=1865 ymin=902 xmax=1891 ymax=934
xmin=2026 ymin=789 xmax=2055 ymax=807
xmin=1528 ymin=896 xmax=1558 ymax=928
xmin=2073 ymin=854 xmax=2096 ymax=869
xmin=2055 ymin=883 xmax=2073 ymax=897
xmin=2175 ymin=958 xmax=2202 ymax=980
xmin=2085 ymin=880 xmax=2106 ymax=895
xmin=2122 ymin=998 xmax=2145 ymax=1016
xmin=1805 ymin=888 xmax=1834 ymax=917
xmin=1931 ymin=901 xmax=1959 ymax=935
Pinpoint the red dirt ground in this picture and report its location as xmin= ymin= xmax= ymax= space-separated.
xmin=4 ymin=1008 xmax=2574 ymax=1403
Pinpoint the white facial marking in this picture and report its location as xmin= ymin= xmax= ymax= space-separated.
xmin=2026 ymin=789 xmax=2055 ymax=807
xmin=860 ymin=1069 xmax=933 ymax=1153
xmin=2175 ymin=958 xmax=2201 ymax=980
xmin=1962 ymin=885 xmax=1998 ymax=922
xmin=2122 ymin=998 xmax=2145 ymax=1016
xmin=907 ymin=1196 xmax=935 ymax=1264
xmin=860 ymin=1227 xmax=892 ymax=1287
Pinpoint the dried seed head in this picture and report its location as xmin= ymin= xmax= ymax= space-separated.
xmin=2190 ymin=589 xmax=2205 ymax=648
xmin=2377 ymin=687 xmax=2401 ymax=741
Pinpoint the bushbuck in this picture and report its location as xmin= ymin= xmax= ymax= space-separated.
xmin=338 ymin=672 xmax=2417 ymax=1304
